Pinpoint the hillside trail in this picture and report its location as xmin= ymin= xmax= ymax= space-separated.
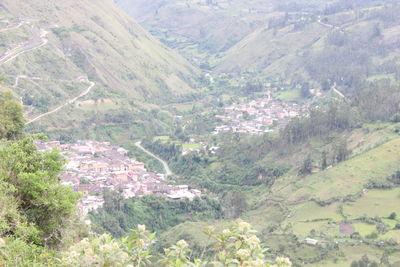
xmin=0 ymin=28 xmax=49 ymax=65
xmin=135 ymin=141 xmax=173 ymax=177
xmin=331 ymin=82 xmax=348 ymax=101
xmin=13 ymin=75 xmax=42 ymax=100
xmin=0 ymin=21 xmax=24 ymax=32
xmin=12 ymin=74 xmax=96 ymax=124
xmin=26 ymin=79 xmax=95 ymax=125
xmin=0 ymin=18 xmax=38 ymax=33
xmin=317 ymin=16 xmax=342 ymax=31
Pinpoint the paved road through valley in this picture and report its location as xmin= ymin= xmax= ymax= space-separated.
xmin=135 ymin=141 xmax=173 ymax=177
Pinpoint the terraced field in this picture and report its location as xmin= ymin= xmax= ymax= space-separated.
xmin=158 ymin=134 xmax=400 ymax=265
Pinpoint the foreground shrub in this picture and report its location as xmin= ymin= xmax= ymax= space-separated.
xmin=61 ymin=220 xmax=291 ymax=267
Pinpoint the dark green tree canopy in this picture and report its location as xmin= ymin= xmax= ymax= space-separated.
xmin=0 ymin=90 xmax=25 ymax=140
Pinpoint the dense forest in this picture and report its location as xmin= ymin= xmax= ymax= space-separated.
xmin=90 ymin=193 xmax=222 ymax=237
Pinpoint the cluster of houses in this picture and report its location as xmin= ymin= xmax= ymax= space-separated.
xmin=213 ymin=97 xmax=308 ymax=135
xmin=36 ymin=140 xmax=201 ymax=216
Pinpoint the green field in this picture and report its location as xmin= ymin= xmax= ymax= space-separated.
xmin=353 ymin=223 xmax=377 ymax=237
xmin=287 ymin=137 xmax=400 ymax=203
xmin=182 ymin=143 xmax=201 ymax=150
xmin=275 ymin=88 xmax=303 ymax=102
xmin=382 ymin=230 xmax=400 ymax=240
xmin=153 ymin=136 xmax=170 ymax=142
xmin=287 ymin=202 xmax=342 ymax=223
xmin=343 ymin=188 xmax=400 ymax=219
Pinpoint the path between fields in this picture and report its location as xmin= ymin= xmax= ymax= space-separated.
xmin=135 ymin=141 xmax=173 ymax=177
xmin=26 ymin=80 xmax=95 ymax=125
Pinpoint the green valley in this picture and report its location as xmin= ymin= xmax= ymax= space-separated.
xmin=2 ymin=0 xmax=400 ymax=266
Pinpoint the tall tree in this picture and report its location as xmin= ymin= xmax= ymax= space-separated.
xmin=0 ymin=136 xmax=80 ymax=246
xmin=0 ymin=90 xmax=25 ymax=140
xmin=299 ymin=154 xmax=313 ymax=175
xmin=321 ymin=151 xmax=328 ymax=169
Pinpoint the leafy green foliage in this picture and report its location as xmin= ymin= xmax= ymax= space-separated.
xmin=0 ymin=136 xmax=81 ymax=246
xmin=90 ymin=193 xmax=222 ymax=237
xmin=0 ymin=93 xmax=82 ymax=248
xmin=143 ymin=136 xmax=287 ymax=190
xmin=281 ymin=102 xmax=357 ymax=145
xmin=61 ymin=221 xmax=292 ymax=267
xmin=0 ymin=91 xmax=25 ymax=140
xmin=0 ymin=237 xmax=55 ymax=267
xmin=0 ymin=95 xmax=84 ymax=264
xmin=298 ymin=154 xmax=313 ymax=175
xmin=60 ymin=234 xmax=131 ymax=267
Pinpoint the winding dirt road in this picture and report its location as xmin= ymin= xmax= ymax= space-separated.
xmin=332 ymin=82 xmax=348 ymax=101
xmin=135 ymin=141 xmax=173 ymax=177
xmin=0 ymin=23 xmax=96 ymax=125
xmin=26 ymin=80 xmax=95 ymax=125
xmin=0 ymin=29 xmax=48 ymax=65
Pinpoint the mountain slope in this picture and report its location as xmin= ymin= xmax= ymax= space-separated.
xmin=214 ymin=1 xmax=400 ymax=84
xmin=0 ymin=0 xmax=199 ymax=133
xmin=114 ymin=0 xmax=279 ymax=63
xmin=114 ymin=0 xmax=338 ymax=65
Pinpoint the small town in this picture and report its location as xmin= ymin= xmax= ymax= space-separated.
xmin=36 ymin=140 xmax=201 ymax=216
xmin=213 ymin=97 xmax=308 ymax=135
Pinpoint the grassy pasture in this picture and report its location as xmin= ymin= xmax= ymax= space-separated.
xmin=287 ymin=138 xmax=400 ymax=202
xmin=291 ymin=221 xmax=327 ymax=237
xmin=275 ymin=88 xmax=303 ymax=102
xmin=317 ymin=244 xmax=389 ymax=267
xmin=182 ymin=143 xmax=201 ymax=150
xmin=343 ymin=188 xmax=400 ymax=219
xmin=287 ymin=202 xmax=342 ymax=223
xmin=382 ymin=230 xmax=400 ymax=241
xmin=153 ymin=136 xmax=170 ymax=142
xmin=353 ymin=222 xmax=376 ymax=237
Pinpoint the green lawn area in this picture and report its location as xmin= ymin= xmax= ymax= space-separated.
xmin=353 ymin=222 xmax=376 ymax=237
xmin=153 ymin=136 xmax=170 ymax=142
xmin=78 ymin=99 xmax=120 ymax=111
xmin=343 ymin=188 xmax=400 ymax=219
xmin=275 ymin=88 xmax=303 ymax=102
xmin=167 ymin=103 xmax=195 ymax=112
xmin=382 ymin=218 xmax=398 ymax=229
xmin=316 ymin=244 xmax=390 ymax=267
xmin=292 ymin=221 xmax=327 ymax=237
xmin=382 ymin=230 xmax=400 ymax=241
xmin=182 ymin=143 xmax=201 ymax=150
xmin=287 ymin=202 xmax=342 ymax=223
xmin=367 ymin=73 xmax=395 ymax=83
xmin=287 ymin=137 xmax=400 ymax=202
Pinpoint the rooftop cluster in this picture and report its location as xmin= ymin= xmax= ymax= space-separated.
xmin=36 ymin=140 xmax=201 ymax=216
xmin=214 ymin=97 xmax=308 ymax=135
